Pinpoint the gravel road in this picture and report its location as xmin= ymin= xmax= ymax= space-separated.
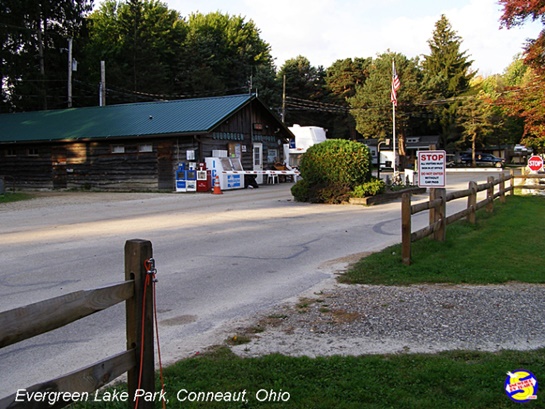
xmin=3 ymin=176 xmax=543 ymax=372
xmin=230 ymin=278 xmax=545 ymax=357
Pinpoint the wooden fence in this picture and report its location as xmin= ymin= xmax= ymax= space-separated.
xmin=401 ymin=172 xmax=544 ymax=265
xmin=0 ymin=239 xmax=156 ymax=409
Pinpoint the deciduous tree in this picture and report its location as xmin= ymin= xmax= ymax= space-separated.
xmin=499 ymin=0 xmax=545 ymax=152
xmin=499 ymin=0 xmax=545 ymax=75
xmin=82 ymin=0 xmax=186 ymax=104
xmin=456 ymin=93 xmax=495 ymax=164
xmin=0 ymin=0 xmax=93 ymax=111
xmin=348 ymin=51 xmax=423 ymax=162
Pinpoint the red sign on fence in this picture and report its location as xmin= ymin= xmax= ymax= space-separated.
xmin=528 ymin=155 xmax=543 ymax=172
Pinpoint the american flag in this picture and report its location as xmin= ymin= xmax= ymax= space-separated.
xmin=391 ymin=61 xmax=401 ymax=106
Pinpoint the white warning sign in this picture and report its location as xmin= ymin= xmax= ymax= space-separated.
xmin=418 ymin=150 xmax=446 ymax=188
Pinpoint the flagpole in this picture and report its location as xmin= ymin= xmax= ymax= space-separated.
xmin=392 ymin=99 xmax=396 ymax=175
xmin=391 ymin=59 xmax=397 ymax=175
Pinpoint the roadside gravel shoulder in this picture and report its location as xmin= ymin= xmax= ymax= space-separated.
xmin=230 ymin=280 xmax=545 ymax=357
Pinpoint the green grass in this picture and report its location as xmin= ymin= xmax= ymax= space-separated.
xmin=72 ymin=347 xmax=544 ymax=409
xmin=67 ymin=195 xmax=544 ymax=409
xmin=0 ymin=192 xmax=33 ymax=204
xmin=340 ymin=195 xmax=545 ymax=285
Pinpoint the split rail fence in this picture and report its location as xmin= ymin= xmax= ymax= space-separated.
xmin=0 ymin=239 xmax=156 ymax=409
xmin=401 ymin=171 xmax=544 ymax=265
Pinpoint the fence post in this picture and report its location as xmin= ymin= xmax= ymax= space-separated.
xmin=125 ymin=239 xmax=155 ymax=409
xmin=401 ymin=193 xmax=412 ymax=265
xmin=486 ymin=176 xmax=494 ymax=213
xmin=434 ymin=188 xmax=446 ymax=242
xmin=468 ymin=181 xmax=477 ymax=224
xmin=499 ymin=173 xmax=506 ymax=203
xmin=510 ymin=169 xmax=515 ymax=195
xmin=429 ymin=188 xmax=436 ymax=229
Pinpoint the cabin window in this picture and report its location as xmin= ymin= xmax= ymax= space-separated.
xmin=112 ymin=145 xmax=125 ymax=154
xmin=5 ymin=148 xmax=16 ymax=157
xmin=138 ymin=144 xmax=153 ymax=152
xmin=27 ymin=148 xmax=39 ymax=156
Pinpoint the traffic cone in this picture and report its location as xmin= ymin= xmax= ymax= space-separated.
xmin=212 ymin=174 xmax=223 ymax=195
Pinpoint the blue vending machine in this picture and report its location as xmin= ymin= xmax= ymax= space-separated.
xmin=186 ymin=165 xmax=197 ymax=192
xmin=175 ymin=163 xmax=187 ymax=192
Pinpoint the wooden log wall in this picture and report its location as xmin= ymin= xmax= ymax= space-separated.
xmin=0 ymin=99 xmax=290 ymax=191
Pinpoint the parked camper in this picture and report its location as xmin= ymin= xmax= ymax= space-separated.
xmin=286 ymin=125 xmax=327 ymax=167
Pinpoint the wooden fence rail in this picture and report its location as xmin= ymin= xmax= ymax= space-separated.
xmin=401 ymin=172 xmax=544 ymax=265
xmin=0 ymin=239 xmax=155 ymax=409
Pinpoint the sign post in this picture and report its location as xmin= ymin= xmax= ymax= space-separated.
xmin=417 ymin=150 xmax=447 ymax=188
xmin=527 ymin=155 xmax=543 ymax=172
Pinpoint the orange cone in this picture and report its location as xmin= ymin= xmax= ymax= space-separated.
xmin=212 ymin=174 xmax=223 ymax=195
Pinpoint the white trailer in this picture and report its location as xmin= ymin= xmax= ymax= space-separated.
xmin=286 ymin=125 xmax=327 ymax=167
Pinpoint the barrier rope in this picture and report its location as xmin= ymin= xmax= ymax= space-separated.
xmin=134 ymin=258 xmax=166 ymax=409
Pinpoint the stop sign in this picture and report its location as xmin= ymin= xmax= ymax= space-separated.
xmin=528 ymin=155 xmax=543 ymax=172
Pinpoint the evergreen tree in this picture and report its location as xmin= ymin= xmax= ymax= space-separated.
xmin=324 ymin=58 xmax=372 ymax=139
xmin=422 ymin=15 xmax=474 ymax=98
xmin=421 ymin=15 xmax=475 ymax=150
xmin=277 ymin=56 xmax=327 ymax=126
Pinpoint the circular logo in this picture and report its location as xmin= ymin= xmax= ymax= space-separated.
xmin=505 ymin=370 xmax=538 ymax=403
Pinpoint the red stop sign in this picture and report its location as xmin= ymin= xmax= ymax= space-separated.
xmin=528 ymin=155 xmax=543 ymax=172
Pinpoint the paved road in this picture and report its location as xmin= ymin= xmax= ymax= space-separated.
xmin=0 ymin=170 xmax=507 ymax=398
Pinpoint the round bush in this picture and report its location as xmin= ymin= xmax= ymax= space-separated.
xmin=291 ymin=139 xmax=372 ymax=203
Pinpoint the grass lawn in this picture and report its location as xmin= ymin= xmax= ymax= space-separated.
xmin=70 ymin=195 xmax=544 ymax=409
xmin=341 ymin=195 xmax=545 ymax=285
xmin=0 ymin=192 xmax=33 ymax=204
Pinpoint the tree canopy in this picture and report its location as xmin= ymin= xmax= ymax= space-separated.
xmin=499 ymin=0 xmax=545 ymax=151
xmin=79 ymin=3 xmax=275 ymax=106
xmin=499 ymin=0 xmax=545 ymax=75
xmin=2 ymin=0 xmax=543 ymax=153
xmin=348 ymin=52 xmax=423 ymax=151
xmin=0 ymin=0 xmax=93 ymax=111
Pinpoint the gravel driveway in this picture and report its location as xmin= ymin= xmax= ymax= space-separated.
xmin=231 ymin=274 xmax=545 ymax=358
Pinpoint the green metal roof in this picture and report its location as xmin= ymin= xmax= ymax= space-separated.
xmin=0 ymin=94 xmax=254 ymax=143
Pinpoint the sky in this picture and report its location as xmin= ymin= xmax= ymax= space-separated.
xmin=158 ymin=0 xmax=543 ymax=76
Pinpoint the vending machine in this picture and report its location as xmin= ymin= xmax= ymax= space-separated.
xmin=196 ymin=163 xmax=212 ymax=192
xmin=175 ymin=163 xmax=187 ymax=192
xmin=205 ymin=157 xmax=244 ymax=190
xmin=186 ymin=163 xmax=197 ymax=192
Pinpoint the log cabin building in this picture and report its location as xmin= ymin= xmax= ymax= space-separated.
xmin=0 ymin=94 xmax=293 ymax=191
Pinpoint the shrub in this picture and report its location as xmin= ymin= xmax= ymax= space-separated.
xmin=314 ymin=183 xmax=352 ymax=204
xmin=351 ymin=178 xmax=386 ymax=198
xmin=291 ymin=180 xmax=352 ymax=204
xmin=291 ymin=179 xmax=311 ymax=202
xmin=292 ymin=139 xmax=372 ymax=203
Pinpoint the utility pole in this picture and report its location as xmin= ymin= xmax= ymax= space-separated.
xmin=67 ymin=38 xmax=73 ymax=108
xmin=281 ymin=74 xmax=286 ymax=123
xmin=99 ymin=61 xmax=106 ymax=106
